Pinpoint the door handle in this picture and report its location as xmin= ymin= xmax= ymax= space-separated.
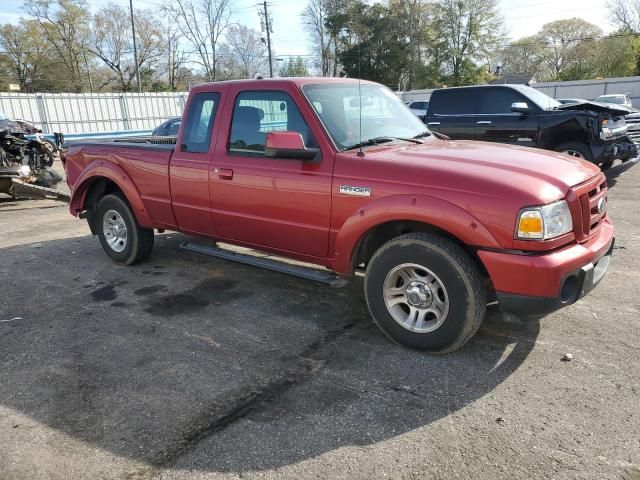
xmin=476 ymin=121 xmax=492 ymax=125
xmin=214 ymin=167 xmax=233 ymax=180
xmin=427 ymin=122 xmax=440 ymax=126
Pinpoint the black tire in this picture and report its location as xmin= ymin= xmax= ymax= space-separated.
xmin=554 ymin=142 xmax=594 ymax=162
xmin=96 ymin=193 xmax=154 ymax=265
xmin=364 ymin=233 xmax=486 ymax=353
xmin=600 ymin=160 xmax=614 ymax=171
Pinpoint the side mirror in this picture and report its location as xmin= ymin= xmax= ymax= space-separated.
xmin=511 ymin=102 xmax=530 ymax=114
xmin=265 ymin=131 xmax=319 ymax=161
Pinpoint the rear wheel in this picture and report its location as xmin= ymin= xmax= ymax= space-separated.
xmin=554 ymin=142 xmax=593 ymax=162
xmin=364 ymin=233 xmax=487 ymax=353
xmin=96 ymin=193 xmax=154 ymax=265
xmin=600 ymin=160 xmax=614 ymax=170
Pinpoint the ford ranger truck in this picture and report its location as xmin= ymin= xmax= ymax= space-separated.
xmin=424 ymin=84 xmax=638 ymax=169
xmin=62 ymin=78 xmax=614 ymax=353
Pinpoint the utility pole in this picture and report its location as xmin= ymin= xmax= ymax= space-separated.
xmin=260 ymin=1 xmax=274 ymax=77
xmin=129 ymin=0 xmax=142 ymax=92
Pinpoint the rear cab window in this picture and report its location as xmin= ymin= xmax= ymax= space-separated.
xmin=428 ymin=89 xmax=476 ymax=115
xmin=181 ymin=92 xmax=220 ymax=153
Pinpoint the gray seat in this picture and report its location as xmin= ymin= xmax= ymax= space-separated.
xmin=231 ymin=106 xmax=266 ymax=151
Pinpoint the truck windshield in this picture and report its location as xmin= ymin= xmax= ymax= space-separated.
xmin=511 ymin=85 xmax=561 ymax=111
xmin=302 ymin=83 xmax=429 ymax=151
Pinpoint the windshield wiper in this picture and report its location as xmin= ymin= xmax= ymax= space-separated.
xmin=344 ymin=136 xmax=421 ymax=151
xmin=413 ymin=131 xmax=432 ymax=139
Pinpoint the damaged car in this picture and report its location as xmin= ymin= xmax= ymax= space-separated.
xmin=0 ymin=112 xmax=63 ymax=198
xmin=424 ymin=85 xmax=638 ymax=169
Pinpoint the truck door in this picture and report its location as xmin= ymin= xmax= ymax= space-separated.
xmin=475 ymin=87 xmax=539 ymax=146
xmin=209 ymin=86 xmax=334 ymax=260
xmin=425 ymin=88 xmax=477 ymax=139
xmin=169 ymin=88 xmax=224 ymax=235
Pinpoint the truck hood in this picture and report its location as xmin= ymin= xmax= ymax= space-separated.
xmin=363 ymin=139 xmax=601 ymax=205
xmin=555 ymin=100 xmax=632 ymax=116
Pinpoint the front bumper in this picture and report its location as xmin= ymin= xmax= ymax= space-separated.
xmin=496 ymin=239 xmax=614 ymax=316
xmin=478 ymin=219 xmax=614 ymax=317
xmin=592 ymin=137 xmax=638 ymax=164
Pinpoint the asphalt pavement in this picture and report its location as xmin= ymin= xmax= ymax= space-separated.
xmin=0 ymin=160 xmax=639 ymax=480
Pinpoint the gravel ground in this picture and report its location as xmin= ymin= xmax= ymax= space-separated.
xmin=0 ymin=160 xmax=638 ymax=480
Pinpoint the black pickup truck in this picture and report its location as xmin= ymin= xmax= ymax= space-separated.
xmin=424 ymin=84 xmax=638 ymax=169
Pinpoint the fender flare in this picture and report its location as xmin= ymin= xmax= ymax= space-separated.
xmin=69 ymin=160 xmax=154 ymax=228
xmin=329 ymin=194 xmax=502 ymax=275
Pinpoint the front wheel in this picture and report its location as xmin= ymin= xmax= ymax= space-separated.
xmin=364 ymin=233 xmax=486 ymax=353
xmin=554 ymin=142 xmax=594 ymax=162
xmin=96 ymin=193 xmax=154 ymax=265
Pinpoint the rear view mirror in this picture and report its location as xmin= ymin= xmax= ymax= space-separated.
xmin=265 ymin=131 xmax=319 ymax=161
xmin=511 ymin=102 xmax=530 ymax=114
xmin=349 ymin=97 xmax=375 ymax=108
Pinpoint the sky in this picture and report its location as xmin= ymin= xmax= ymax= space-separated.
xmin=0 ymin=0 xmax=615 ymax=59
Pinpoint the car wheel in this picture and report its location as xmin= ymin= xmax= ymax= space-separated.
xmin=554 ymin=142 xmax=594 ymax=162
xmin=600 ymin=160 xmax=614 ymax=170
xmin=96 ymin=193 xmax=154 ymax=265
xmin=364 ymin=233 xmax=487 ymax=353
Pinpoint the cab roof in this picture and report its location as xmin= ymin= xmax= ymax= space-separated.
xmin=190 ymin=77 xmax=378 ymax=93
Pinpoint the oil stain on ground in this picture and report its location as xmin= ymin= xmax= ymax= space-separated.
xmin=143 ymin=277 xmax=247 ymax=316
xmin=90 ymin=281 xmax=128 ymax=302
xmin=134 ymin=285 xmax=167 ymax=296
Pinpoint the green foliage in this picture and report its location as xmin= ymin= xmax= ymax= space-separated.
xmin=279 ymin=57 xmax=309 ymax=77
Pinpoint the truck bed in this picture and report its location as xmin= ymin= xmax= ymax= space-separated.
xmin=65 ymin=136 xmax=176 ymax=150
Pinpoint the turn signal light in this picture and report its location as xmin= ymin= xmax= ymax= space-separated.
xmin=517 ymin=211 xmax=544 ymax=239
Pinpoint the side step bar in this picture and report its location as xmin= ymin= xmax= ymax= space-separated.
xmin=179 ymin=241 xmax=349 ymax=288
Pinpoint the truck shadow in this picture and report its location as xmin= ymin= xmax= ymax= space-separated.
xmin=0 ymin=233 xmax=539 ymax=473
xmin=604 ymin=157 xmax=638 ymax=188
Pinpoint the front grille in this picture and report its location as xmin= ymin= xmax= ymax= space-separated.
xmin=570 ymin=173 xmax=608 ymax=241
xmin=626 ymin=115 xmax=640 ymax=145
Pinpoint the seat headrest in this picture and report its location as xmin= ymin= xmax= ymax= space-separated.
xmin=235 ymin=106 xmax=263 ymax=128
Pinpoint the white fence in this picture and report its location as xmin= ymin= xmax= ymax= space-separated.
xmin=399 ymin=76 xmax=640 ymax=108
xmin=0 ymin=92 xmax=188 ymax=134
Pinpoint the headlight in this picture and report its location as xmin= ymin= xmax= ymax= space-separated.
xmin=601 ymin=119 xmax=612 ymax=139
xmin=516 ymin=200 xmax=573 ymax=240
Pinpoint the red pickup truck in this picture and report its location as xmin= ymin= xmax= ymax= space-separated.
xmin=63 ymin=78 xmax=614 ymax=353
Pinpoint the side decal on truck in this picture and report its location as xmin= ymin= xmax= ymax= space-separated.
xmin=339 ymin=185 xmax=372 ymax=197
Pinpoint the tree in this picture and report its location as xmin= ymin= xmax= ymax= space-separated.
xmin=608 ymin=0 xmax=640 ymax=33
xmin=608 ymin=0 xmax=640 ymax=74
xmin=536 ymin=18 xmax=602 ymax=79
xmin=593 ymin=33 xmax=640 ymax=77
xmin=91 ymin=4 xmax=164 ymax=91
xmin=496 ymin=36 xmax=547 ymax=80
xmin=165 ymin=0 xmax=234 ymax=81
xmin=431 ymin=0 xmax=504 ymax=86
xmin=0 ymin=20 xmax=59 ymax=92
xmin=279 ymin=56 xmax=309 ymax=77
xmin=218 ymin=25 xmax=267 ymax=79
xmin=302 ymin=0 xmax=343 ymax=76
xmin=26 ymin=0 xmax=92 ymax=92
xmin=164 ymin=27 xmax=191 ymax=90
xmin=331 ymin=1 xmax=410 ymax=89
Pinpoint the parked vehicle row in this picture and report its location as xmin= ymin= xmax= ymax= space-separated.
xmin=64 ymin=77 xmax=614 ymax=354
xmin=424 ymin=84 xmax=637 ymax=169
